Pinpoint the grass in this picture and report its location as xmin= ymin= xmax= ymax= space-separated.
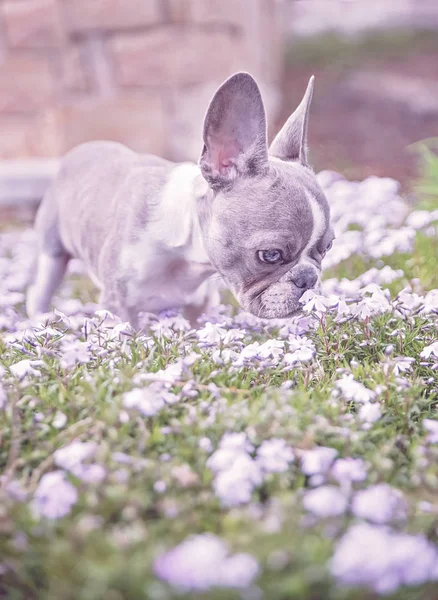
xmin=1 ymin=309 xmax=438 ymax=600
xmin=324 ymin=228 xmax=438 ymax=295
xmin=1 ymin=146 xmax=438 ymax=599
xmin=285 ymin=28 xmax=438 ymax=72
xmin=324 ymin=142 xmax=438 ymax=292
xmin=410 ymin=138 xmax=438 ymax=209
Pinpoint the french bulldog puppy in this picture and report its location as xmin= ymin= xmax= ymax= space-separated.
xmin=27 ymin=72 xmax=334 ymax=328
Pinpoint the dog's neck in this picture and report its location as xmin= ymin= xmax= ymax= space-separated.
xmin=119 ymin=163 xmax=217 ymax=314
xmin=153 ymin=163 xmax=213 ymax=268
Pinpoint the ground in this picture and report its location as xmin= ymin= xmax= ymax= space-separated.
xmin=1 ymin=147 xmax=438 ymax=599
xmin=278 ymin=29 xmax=438 ymax=187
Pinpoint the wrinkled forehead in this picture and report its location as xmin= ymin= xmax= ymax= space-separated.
xmin=215 ymin=161 xmax=329 ymax=245
xmin=269 ymin=158 xmax=330 ymax=221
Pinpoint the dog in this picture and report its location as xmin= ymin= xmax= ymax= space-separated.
xmin=27 ymin=72 xmax=334 ymax=328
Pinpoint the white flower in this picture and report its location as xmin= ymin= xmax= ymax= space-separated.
xmin=53 ymin=440 xmax=105 ymax=483
xmin=213 ymin=454 xmax=263 ymax=507
xmin=153 ymin=534 xmax=260 ymax=591
xmin=336 ymin=375 xmax=375 ymax=404
xmin=299 ymin=447 xmax=338 ymax=476
xmin=336 ymin=299 xmax=351 ymax=318
xmin=0 ymin=291 xmax=24 ymax=307
xmin=32 ymin=471 xmax=78 ymax=519
xmin=303 ymin=485 xmax=348 ymax=517
xmin=212 ymin=348 xmax=239 ymax=365
xmin=213 ymin=469 xmax=257 ymax=507
xmin=52 ymin=411 xmax=67 ymax=429
xmin=422 ymin=290 xmax=438 ymax=314
xmin=283 ymin=336 xmax=315 ymax=366
xmin=122 ymin=387 xmax=165 ymax=416
xmin=358 ymin=266 xmax=403 ymax=286
xmin=358 ymin=403 xmax=382 ymax=423
xmin=60 ymin=340 xmax=91 ymax=369
xmin=207 ymin=433 xmax=262 ymax=507
xmin=73 ymin=463 xmax=106 ymax=484
xmin=222 ymin=329 xmax=245 ymax=344
xmin=351 ymin=484 xmax=407 ymax=523
xmin=283 ymin=348 xmax=314 ymax=365
xmin=353 ymin=287 xmax=392 ymax=318
xmin=232 ymin=342 xmax=261 ymax=367
xmin=207 ymin=448 xmax=243 ymax=473
xmin=331 ymin=458 xmax=367 ymax=484
xmin=219 ymin=432 xmax=254 ymax=453
xmin=197 ymin=322 xmax=227 ymax=345
xmin=392 ymin=356 xmax=415 ymax=375
xmin=405 ymin=210 xmax=435 ymax=230
xmin=300 ymin=290 xmax=328 ymax=313
xmin=9 ymin=359 xmax=43 ymax=379
xmin=420 ymin=341 xmax=438 ymax=360
xmin=256 ymin=439 xmax=294 ymax=473
xmin=142 ymin=361 xmax=184 ymax=384
xmin=330 ymin=523 xmax=438 ymax=594
xmin=54 ymin=440 xmax=97 ymax=471
xmin=423 ymin=419 xmax=438 ymax=443
xmin=217 ymin=552 xmax=260 ymax=588
xmin=154 ymin=480 xmax=166 ymax=494
xmin=257 ymin=339 xmax=284 ymax=362
xmin=198 ymin=437 xmax=213 ymax=452
xmin=396 ymin=288 xmax=423 ymax=311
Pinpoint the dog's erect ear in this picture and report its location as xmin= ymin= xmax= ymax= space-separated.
xmin=199 ymin=72 xmax=268 ymax=190
xmin=269 ymin=76 xmax=314 ymax=166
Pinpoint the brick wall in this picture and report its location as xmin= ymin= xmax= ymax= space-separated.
xmin=0 ymin=0 xmax=284 ymax=162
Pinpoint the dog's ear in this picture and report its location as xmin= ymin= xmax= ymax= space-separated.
xmin=269 ymin=76 xmax=314 ymax=166
xmin=199 ymin=72 xmax=268 ymax=190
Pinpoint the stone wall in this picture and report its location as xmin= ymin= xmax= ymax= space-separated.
xmin=0 ymin=0 xmax=284 ymax=163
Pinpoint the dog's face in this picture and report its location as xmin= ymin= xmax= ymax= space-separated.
xmin=197 ymin=73 xmax=334 ymax=318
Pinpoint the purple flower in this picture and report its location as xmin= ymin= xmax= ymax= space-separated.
xmin=154 ymin=534 xmax=260 ymax=591
xmin=423 ymin=419 xmax=438 ymax=443
xmin=299 ymin=447 xmax=338 ymax=476
xmin=303 ymin=485 xmax=349 ymax=518
xmin=331 ymin=523 xmax=438 ymax=593
xmin=351 ymin=484 xmax=407 ymax=524
xmin=32 ymin=471 xmax=78 ymax=519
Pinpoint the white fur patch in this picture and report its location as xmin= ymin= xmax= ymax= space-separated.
xmin=119 ymin=163 xmax=214 ymax=313
xmin=154 ymin=163 xmax=207 ymax=253
xmin=302 ymin=190 xmax=326 ymax=259
xmin=120 ymin=164 xmax=209 ymax=273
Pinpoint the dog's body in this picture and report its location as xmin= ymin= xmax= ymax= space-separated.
xmin=28 ymin=143 xmax=219 ymax=326
xmin=27 ymin=73 xmax=334 ymax=327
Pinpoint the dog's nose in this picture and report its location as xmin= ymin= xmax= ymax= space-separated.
xmin=290 ymin=266 xmax=318 ymax=290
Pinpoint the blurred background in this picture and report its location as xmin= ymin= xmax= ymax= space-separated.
xmin=0 ymin=0 xmax=437 ymax=221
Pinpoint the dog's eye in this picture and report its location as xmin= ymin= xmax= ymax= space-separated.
xmin=258 ymin=249 xmax=283 ymax=264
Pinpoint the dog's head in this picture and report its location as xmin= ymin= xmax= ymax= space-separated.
xmin=197 ymin=72 xmax=334 ymax=319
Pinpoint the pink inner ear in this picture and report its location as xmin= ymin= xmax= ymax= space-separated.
xmin=209 ymin=137 xmax=240 ymax=174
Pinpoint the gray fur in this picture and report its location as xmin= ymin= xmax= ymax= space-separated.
xmin=269 ymin=76 xmax=314 ymax=165
xmin=27 ymin=72 xmax=333 ymax=327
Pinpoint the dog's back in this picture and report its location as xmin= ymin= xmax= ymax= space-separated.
xmin=28 ymin=141 xmax=175 ymax=317
xmin=36 ymin=141 xmax=172 ymax=261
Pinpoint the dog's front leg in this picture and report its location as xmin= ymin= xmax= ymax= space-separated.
xmin=99 ymin=288 xmax=139 ymax=330
xmin=27 ymin=252 xmax=70 ymax=317
xmin=183 ymin=282 xmax=222 ymax=328
xmin=183 ymin=303 xmax=205 ymax=329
